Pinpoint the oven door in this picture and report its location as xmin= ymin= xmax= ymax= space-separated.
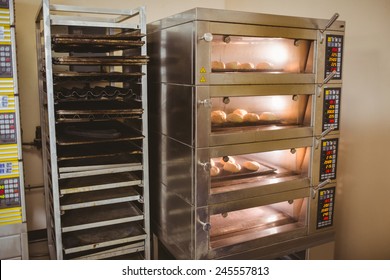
xmin=197 ymin=85 xmax=315 ymax=147
xmin=196 ymin=21 xmax=317 ymax=85
xmin=194 ymin=138 xmax=313 ymax=258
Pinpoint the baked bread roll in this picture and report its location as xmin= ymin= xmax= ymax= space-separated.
xmin=210 ymin=166 xmax=220 ymax=177
xmin=219 ymin=156 xmax=235 ymax=165
xmin=225 ymin=61 xmax=241 ymax=70
xmin=243 ymin=161 xmax=261 ymax=171
xmin=211 ymin=61 xmax=225 ymax=70
xmin=256 ymin=62 xmax=273 ymax=70
xmin=233 ymin=109 xmax=248 ymax=116
xmin=227 ymin=112 xmax=244 ymax=123
xmin=243 ymin=113 xmax=260 ymax=122
xmin=223 ymin=162 xmax=241 ymax=173
xmin=240 ymin=62 xmax=255 ymax=70
xmin=211 ymin=110 xmax=227 ymax=124
xmin=259 ymin=112 xmax=279 ymax=121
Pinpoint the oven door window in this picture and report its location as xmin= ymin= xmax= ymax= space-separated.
xmin=210 ymin=147 xmax=310 ymax=193
xmin=210 ymin=95 xmax=312 ymax=133
xmin=211 ymin=35 xmax=314 ymax=74
xmin=209 ymin=198 xmax=307 ymax=249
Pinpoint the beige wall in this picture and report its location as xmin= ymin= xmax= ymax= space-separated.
xmin=14 ymin=0 xmax=390 ymax=259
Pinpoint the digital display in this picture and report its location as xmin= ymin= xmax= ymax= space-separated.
xmin=0 ymin=112 xmax=16 ymax=144
xmin=0 ymin=45 xmax=13 ymax=78
xmin=320 ymin=139 xmax=338 ymax=181
xmin=317 ymin=187 xmax=335 ymax=229
xmin=0 ymin=177 xmax=20 ymax=209
xmin=323 ymin=88 xmax=341 ymax=131
xmin=325 ymin=35 xmax=343 ymax=79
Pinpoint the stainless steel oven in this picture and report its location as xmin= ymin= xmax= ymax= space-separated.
xmin=148 ymin=8 xmax=344 ymax=259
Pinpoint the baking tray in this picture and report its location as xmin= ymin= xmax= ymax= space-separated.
xmin=59 ymin=172 xmax=142 ymax=195
xmin=210 ymin=157 xmax=276 ymax=182
xmin=56 ymin=120 xmax=144 ymax=145
xmin=62 ymin=222 xmax=146 ymax=254
xmin=60 ymin=186 xmax=140 ymax=210
xmin=52 ymin=32 xmax=145 ymax=52
xmin=61 ymin=202 xmax=143 ymax=232
xmin=212 ymin=68 xmax=284 ymax=73
xmin=53 ymin=56 xmax=149 ymax=66
xmin=56 ymin=100 xmax=143 ymax=122
xmin=54 ymin=86 xmax=136 ymax=100
xmin=57 ymin=141 xmax=142 ymax=161
xmin=51 ymin=71 xmax=144 ymax=83
xmin=211 ymin=119 xmax=283 ymax=131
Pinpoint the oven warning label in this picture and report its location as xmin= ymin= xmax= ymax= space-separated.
xmin=317 ymin=186 xmax=335 ymax=229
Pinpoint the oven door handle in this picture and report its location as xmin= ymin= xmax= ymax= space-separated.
xmin=317 ymin=70 xmax=337 ymax=97
xmin=319 ymin=13 xmax=340 ymax=43
xmin=311 ymin=179 xmax=332 ymax=199
xmin=198 ymin=219 xmax=212 ymax=232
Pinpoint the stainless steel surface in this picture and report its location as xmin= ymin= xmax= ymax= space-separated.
xmin=311 ymin=178 xmax=332 ymax=199
xmin=36 ymin=0 xmax=150 ymax=260
xmin=148 ymin=8 xmax=343 ymax=260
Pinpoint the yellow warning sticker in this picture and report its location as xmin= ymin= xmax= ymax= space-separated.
xmin=200 ymin=76 xmax=206 ymax=83
xmin=200 ymin=67 xmax=206 ymax=74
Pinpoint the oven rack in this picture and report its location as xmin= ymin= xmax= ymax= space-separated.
xmin=53 ymin=56 xmax=149 ymax=66
xmin=54 ymin=86 xmax=136 ymax=101
xmin=59 ymin=172 xmax=142 ymax=195
xmin=36 ymin=1 xmax=150 ymax=260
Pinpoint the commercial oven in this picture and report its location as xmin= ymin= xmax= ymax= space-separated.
xmin=147 ymin=8 xmax=344 ymax=259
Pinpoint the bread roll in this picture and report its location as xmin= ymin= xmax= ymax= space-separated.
xmin=227 ymin=112 xmax=244 ymax=123
xmin=223 ymin=162 xmax=241 ymax=173
xmin=256 ymin=62 xmax=273 ymax=70
xmin=210 ymin=166 xmax=220 ymax=177
xmin=219 ymin=156 xmax=235 ymax=165
xmin=243 ymin=161 xmax=261 ymax=171
xmin=243 ymin=113 xmax=260 ymax=122
xmin=259 ymin=112 xmax=279 ymax=121
xmin=240 ymin=62 xmax=255 ymax=70
xmin=233 ymin=109 xmax=248 ymax=116
xmin=211 ymin=61 xmax=225 ymax=70
xmin=210 ymin=159 xmax=215 ymax=167
xmin=211 ymin=110 xmax=227 ymax=124
xmin=225 ymin=61 xmax=241 ymax=70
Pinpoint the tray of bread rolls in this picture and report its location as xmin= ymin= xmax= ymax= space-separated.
xmin=211 ymin=109 xmax=282 ymax=129
xmin=211 ymin=61 xmax=283 ymax=72
xmin=210 ymin=156 xmax=277 ymax=182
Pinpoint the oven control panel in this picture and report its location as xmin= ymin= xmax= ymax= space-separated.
xmin=0 ymin=112 xmax=16 ymax=144
xmin=0 ymin=45 xmax=13 ymax=78
xmin=323 ymin=87 xmax=341 ymax=131
xmin=317 ymin=186 xmax=335 ymax=229
xmin=325 ymin=35 xmax=343 ymax=80
xmin=0 ymin=177 xmax=20 ymax=208
xmin=319 ymin=138 xmax=338 ymax=181
xmin=0 ymin=0 xmax=9 ymax=9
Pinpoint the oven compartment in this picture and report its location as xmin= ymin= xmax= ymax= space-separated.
xmin=197 ymin=137 xmax=313 ymax=207
xmin=196 ymin=21 xmax=316 ymax=85
xmin=203 ymin=188 xmax=309 ymax=259
xmin=148 ymin=83 xmax=316 ymax=148
xmin=199 ymin=84 xmax=315 ymax=147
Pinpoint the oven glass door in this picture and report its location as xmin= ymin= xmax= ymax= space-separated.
xmin=209 ymin=198 xmax=308 ymax=250
xmin=211 ymin=35 xmax=314 ymax=74
xmin=210 ymin=94 xmax=312 ymax=137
